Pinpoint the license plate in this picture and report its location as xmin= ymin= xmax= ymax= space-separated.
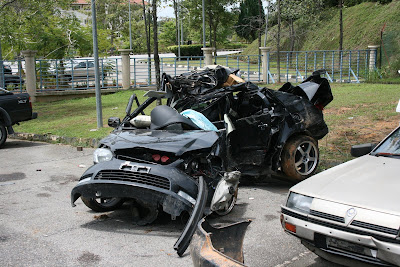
xmin=326 ymin=237 xmax=367 ymax=255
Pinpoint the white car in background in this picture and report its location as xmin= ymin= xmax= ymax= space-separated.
xmin=281 ymin=101 xmax=400 ymax=266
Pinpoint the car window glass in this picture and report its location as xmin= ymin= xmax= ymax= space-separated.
xmin=374 ymin=128 xmax=400 ymax=154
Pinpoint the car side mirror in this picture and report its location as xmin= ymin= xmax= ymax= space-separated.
xmin=108 ymin=117 xmax=121 ymax=128
xmin=350 ymin=143 xmax=376 ymax=157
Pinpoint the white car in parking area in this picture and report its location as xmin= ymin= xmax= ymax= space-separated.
xmin=281 ymin=101 xmax=400 ymax=266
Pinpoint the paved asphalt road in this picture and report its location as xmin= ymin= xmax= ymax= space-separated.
xmin=0 ymin=139 xmax=343 ymax=267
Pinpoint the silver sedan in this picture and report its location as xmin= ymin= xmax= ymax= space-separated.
xmin=281 ymin=123 xmax=400 ymax=266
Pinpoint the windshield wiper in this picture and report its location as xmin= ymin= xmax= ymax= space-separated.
xmin=375 ymin=152 xmax=400 ymax=157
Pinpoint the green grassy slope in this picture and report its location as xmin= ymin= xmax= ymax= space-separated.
xmin=243 ymin=1 xmax=400 ymax=54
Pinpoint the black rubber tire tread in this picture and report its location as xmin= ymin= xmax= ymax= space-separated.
xmin=81 ymin=197 xmax=124 ymax=212
xmin=281 ymin=135 xmax=319 ymax=181
xmin=0 ymin=122 xmax=7 ymax=148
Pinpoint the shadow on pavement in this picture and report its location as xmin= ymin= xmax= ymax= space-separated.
xmin=79 ymin=203 xmax=185 ymax=237
xmin=5 ymin=139 xmax=48 ymax=149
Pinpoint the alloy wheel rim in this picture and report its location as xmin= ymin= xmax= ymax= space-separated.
xmin=294 ymin=141 xmax=318 ymax=175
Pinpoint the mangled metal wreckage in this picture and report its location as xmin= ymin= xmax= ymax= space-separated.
xmin=71 ymin=66 xmax=333 ymax=258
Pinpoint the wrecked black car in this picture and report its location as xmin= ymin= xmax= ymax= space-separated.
xmin=71 ymin=66 xmax=333 ymax=256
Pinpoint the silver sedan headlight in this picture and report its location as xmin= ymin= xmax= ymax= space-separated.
xmin=93 ymin=148 xmax=113 ymax=163
xmin=286 ymin=192 xmax=313 ymax=214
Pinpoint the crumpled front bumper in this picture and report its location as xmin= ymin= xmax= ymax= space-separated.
xmin=71 ymin=158 xmax=198 ymax=217
xmin=281 ymin=207 xmax=400 ymax=266
xmin=190 ymin=218 xmax=251 ymax=267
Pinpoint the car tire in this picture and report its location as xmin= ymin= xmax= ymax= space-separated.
xmin=81 ymin=197 xmax=124 ymax=212
xmin=0 ymin=122 xmax=7 ymax=148
xmin=281 ymin=135 xmax=319 ymax=181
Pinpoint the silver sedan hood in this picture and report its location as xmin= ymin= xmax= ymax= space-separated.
xmin=291 ymin=155 xmax=400 ymax=216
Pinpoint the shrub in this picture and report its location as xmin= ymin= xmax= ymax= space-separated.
xmin=167 ymin=44 xmax=203 ymax=57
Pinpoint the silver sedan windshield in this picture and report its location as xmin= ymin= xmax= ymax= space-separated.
xmin=374 ymin=127 xmax=400 ymax=155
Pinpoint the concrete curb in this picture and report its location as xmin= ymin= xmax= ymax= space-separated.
xmin=10 ymin=132 xmax=101 ymax=148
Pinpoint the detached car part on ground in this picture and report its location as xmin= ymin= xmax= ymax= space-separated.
xmin=281 ymin=102 xmax=400 ymax=267
xmin=71 ymin=66 xmax=333 ymax=257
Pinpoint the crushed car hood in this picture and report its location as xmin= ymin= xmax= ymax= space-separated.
xmin=291 ymin=155 xmax=400 ymax=216
xmin=101 ymin=129 xmax=220 ymax=155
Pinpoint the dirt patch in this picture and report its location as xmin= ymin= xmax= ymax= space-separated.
xmin=0 ymin=172 xmax=26 ymax=182
xmin=50 ymin=175 xmax=79 ymax=185
xmin=36 ymin=193 xmax=51 ymax=198
xmin=77 ymin=252 xmax=101 ymax=265
xmin=319 ymin=113 xmax=398 ymax=164
xmin=328 ymin=117 xmax=397 ymax=145
xmin=264 ymin=214 xmax=278 ymax=222
xmin=0 ymin=235 xmax=9 ymax=242
xmin=325 ymin=106 xmax=354 ymax=115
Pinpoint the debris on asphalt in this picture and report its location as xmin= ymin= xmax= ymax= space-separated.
xmin=93 ymin=214 xmax=110 ymax=220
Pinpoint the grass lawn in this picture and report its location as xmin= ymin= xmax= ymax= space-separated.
xmin=14 ymin=83 xmax=400 ymax=169
xmin=13 ymin=90 xmax=158 ymax=139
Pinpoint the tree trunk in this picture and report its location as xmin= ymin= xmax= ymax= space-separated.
xmin=277 ymin=0 xmax=281 ymax=83
xmin=213 ymin=22 xmax=218 ymax=54
xmin=142 ymin=0 xmax=151 ymax=83
xmin=290 ymin=19 xmax=295 ymax=52
xmin=0 ymin=41 xmax=3 ymax=88
xmin=152 ymin=0 xmax=161 ymax=89
xmin=339 ymin=0 xmax=343 ymax=51
xmin=208 ymin=0 xmax=212 ymax=47
xmin=258 ymin=0 xmax=262 ymax=55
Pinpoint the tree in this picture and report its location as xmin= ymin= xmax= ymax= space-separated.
xmin=159 ymin=20 xmax=176 ymax=49
xmin=0 ymin=0 xmax=82 ymax=59
xmin=236 ymin=0 xmax=264 ymax=42
xmin=182 ymin=0 xmax=235 ymax=49
xmin=278 ymin=0 xmax=324 ymax=52
xmin=94 ymin=0 xmax=129 ymax=54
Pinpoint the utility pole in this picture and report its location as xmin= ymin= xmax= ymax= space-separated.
xmin=180 ymin=10 xmax=183 ymax=45
xmin=91 ymin=0 xmax=103 ymax=128
xmin=177 ymin=0 xmax=181 ymax=59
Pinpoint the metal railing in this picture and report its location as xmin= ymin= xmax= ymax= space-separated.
xmin=36 ymin=58 xmax=121 ymax=92
xmin=130 ymin=56 xmax=205 ymax=87
xmin=1 ymin=59 xmax=25 ymax=93
xmin=215 ymin=50 xmax=370 ymax=84
xmin=1 ymin=49 xmax=373 ymax=93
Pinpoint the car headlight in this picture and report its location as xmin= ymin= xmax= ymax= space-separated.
xmin=93 ymin=148 xmax=113 ymax=163
xmin=286 ymin=192 xmax=313 ymax=214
